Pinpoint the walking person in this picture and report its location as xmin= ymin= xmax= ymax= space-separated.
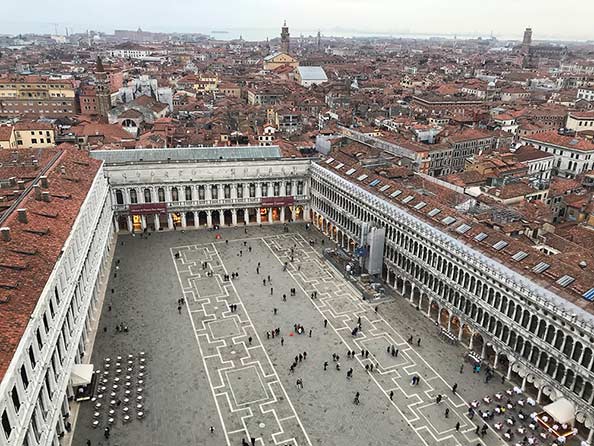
xmin=281 ymin=337 xmax=284 ymax=346
xmin=455 ymin=422 xmax=460 ymax=431
xmin=248 ymin=336 xmax=252 ymax=345
xmin=452 ymin=383 xmax=458 ymax=394
xmin=209 ymin=426 xmax=215 ymax=434
xmin=324 ymin=319 xmax=328 ymax=328
xmin=389 ymin=391 xmax=394 ymax=400
xmin=444 ymin=408 xmax=449 ymax=418
xmin=353 ymin=391 xmax=360 ymax=405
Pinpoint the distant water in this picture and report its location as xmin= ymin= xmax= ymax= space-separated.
xmin=196 ymin=27 xmax=463 ymax=42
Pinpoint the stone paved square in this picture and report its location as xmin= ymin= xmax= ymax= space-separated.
xmin=71 ymin=224 xmax=527 ymax=446
xmin=226 ymin=366 xmax=269 ymax=407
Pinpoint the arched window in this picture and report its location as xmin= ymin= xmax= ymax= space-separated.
xmin=185 ymin=186 xmax=192 ymax=201
xmin=144 ymin=189 xmax=152 ymax=203
xmin=158 ymin=188 xmax=165 ymax=202
xmin=115 ymin=189 xmax=124 ymax=205
xmin=171 ymin=188 xmax=179 ymax=202
xmin=129 ymin=189 xmax=137 ymax=204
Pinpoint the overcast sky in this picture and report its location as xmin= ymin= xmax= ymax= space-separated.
xmin=2 ymin=0 xmax=592 ymax=41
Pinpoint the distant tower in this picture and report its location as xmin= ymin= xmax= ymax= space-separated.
xmin=317 ymin=30 xmax=321 ymax=51
xmin=95 ymin=56 xmax=111 ymax=121
xmin=281 ymin=20 xmax=290 ymax=54
xmin=522 ymin=27 xmax=532 ymax=47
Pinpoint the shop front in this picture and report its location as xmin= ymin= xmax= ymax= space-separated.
xmin=128 ymin=203 xmax=168 ymax=232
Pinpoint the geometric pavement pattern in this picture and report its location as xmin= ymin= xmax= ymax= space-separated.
xmin=171 ymin=242 xmax=311 ymax=446
xmin=171 ymin=233 xmax=504 ymax=446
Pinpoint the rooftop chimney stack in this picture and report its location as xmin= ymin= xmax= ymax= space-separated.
xmin=0 ymin=227 xmax=10 ymax=242
xmin=17 ymin=209 xmax=28 ymax=224
xmin=17 ymin=180 xmax=25 ymax=190
xmin=9 ymin=177 xmax=16 ymax=187
xmin=33 ymin=184 xmax=41 ymax=200
xmin=40 ymin=176 xmax=48 ymax=188
xmin=60 ymin=165 xmax=66 ymax=175
xmin=41 ymin=191 xmax=51 ymax=202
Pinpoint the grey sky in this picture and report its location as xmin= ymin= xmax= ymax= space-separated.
xmin=2 ymin=0 xmax=592 ymax=41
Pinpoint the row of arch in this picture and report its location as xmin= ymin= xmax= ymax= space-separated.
xmin=309 ymin=170 xmax=594 ymax=418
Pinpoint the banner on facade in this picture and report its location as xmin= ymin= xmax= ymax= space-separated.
xmin=128 ymin=203 xmax=168 ymax=215
xmin=261 ymin=196 xmax=295 ymax=207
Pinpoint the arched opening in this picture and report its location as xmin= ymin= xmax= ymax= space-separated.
xmin=429 ymin=301 xmax=439 ymax=321
xmin=198 ymin=211 xmax=208 ymax=227
xmin=211 ymin=210 xmax=221 ymax=227
xmin=461 ymin=324 xmax=473 ymax=346
xmin=185 ymin=212 xmax=195 ymax=227
xmin=237 ymin=209 xmax=245 ymax=224
xmin=439 ymin=308 xmax=450 ymax=329
xmin=223 ymin=210 xmax=233 ymax=226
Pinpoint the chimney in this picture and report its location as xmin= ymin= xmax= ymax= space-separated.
xmin=41 ymin=191 xmax=51 ymax=202
xmin=60 ymin=165 xmax=66 ymax=175
xmin=32 ymin=159 xmax=39 ymax=168
xmin=17 ymin=180 xmax=25 ymax=190
xmin=17 ymin=209 xmax=27 ymax=224
xmin=40 ymin=176 xmax=48 ymax=188
xmin=9 ymin=177 xmax=16 ymax=187
xmin=0 ymin=227 xmax=10 ymax=242
xmin=34 ymin=184 xmax=41 ymax=200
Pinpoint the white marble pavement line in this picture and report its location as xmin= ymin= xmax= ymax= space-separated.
xmin=173 ymin=243 xmax=308 ymax=446
xmin=170 ymin=246 xmax=232 ymax=446
xmin=178 ymin=244 xmax=305 ymax=445
xmin=263 ymin=234 xmax=505 ymax=446
xmin=210 ymin=242 xmax=314 ymax=446
xmin=175 ymin=245 xmax=291 ymax=444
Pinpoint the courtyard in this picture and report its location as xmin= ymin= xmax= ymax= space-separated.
xmin=71 ymin=223 xmax=570 ymax=446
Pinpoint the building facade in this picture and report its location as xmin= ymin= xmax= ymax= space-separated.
xmin=308 ymin=161 xmax=594 ymax=440
xmin=92 ymin=147 xmax=311 ymax=234
xmin=0 ymin=77 xmax=76 ymax=119
xmin=0 ymin=154 xmax=115 ymax=446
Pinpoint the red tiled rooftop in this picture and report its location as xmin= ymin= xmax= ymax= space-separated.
xmin=0 ymin=148 xmax=102 ymax=380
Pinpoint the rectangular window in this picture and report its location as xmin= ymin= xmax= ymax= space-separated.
xmin=11 ymin=387 xmax=20 ymax=413
xmin=2 ymin=410 xmax=11 ymax=439
xmin=20 ymin=365 xmax=29 ymax=389
xmin=28 ymin=346 xmax=36 ymax=369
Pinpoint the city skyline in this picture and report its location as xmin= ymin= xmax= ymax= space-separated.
xmin=1 ymin=0 xmax=593 ymax=41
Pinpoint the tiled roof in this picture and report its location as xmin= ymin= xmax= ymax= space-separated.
xmin=0 ymin=148 xmax=102 ymax=380
xmin=524 ymin=131 xmax=594 ymax=152
xmin=318 ymin=153 xmax=594 ymax=316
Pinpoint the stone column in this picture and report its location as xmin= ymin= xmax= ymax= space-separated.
xmin=256 ymin=209 xmax=262 ymax=224
xmin=506 ymin=362 xmax=513 ymax=380
xmin=268 ymin=208 xmax=273 ymax=223
xmin=127 ymin=216 xmax=133 ymax=233
xmin=458 ymin=324 xmax=463 ymax=341
xmin=244 ymin=208 xmax=249 ymax=225
xmin=536 ymin=386 xmax=543 ymax=404
xmin=280 ymin=207 xmax=285 ymax=223
xmin=232 ymin=209 xmax=237 ymax=225
xmin=193 ymin=212 xmax=200 ymax=228
xmin=219 ymin=211 xmax=225 ymax=227
xmin=231 ymin=184 xmax=238 ymax=199
xmin=154 ymin=215 xmax=160 ymax=231
xmin=493 ymin=351 xmax=499 ymax=370
xmin=206 ymin=211 xmax=212 ymax=227
xmin=167 ymin=213 xmax=174 ymax=230
xmin=206 ymin=185 xmax=212 ymax=200
xmin=256 ymin=183 xmax=262 ymax=198
xmin=469 ymin=333 xmax=474 ymax=351
xmin=181 ymin=213 xmax=187 ymax=228
xmin=521 ymin=375 xmax=527 ymax=391
xmin=481 ymin=342 xmax=487 ymax=359
xmin=587 ymin=427 xmax=594 ymax=445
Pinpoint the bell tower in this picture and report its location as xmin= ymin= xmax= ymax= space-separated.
xmin=95 ymin=56 xmax=111 ymax=121
xmin=281 ymin=20 xmax=290 ymax=54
